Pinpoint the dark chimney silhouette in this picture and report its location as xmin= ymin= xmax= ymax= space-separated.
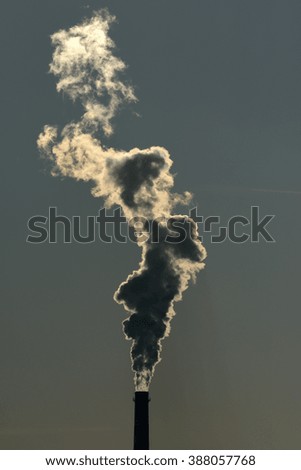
xmin=133 ymin=391 xmax=150 ymax=450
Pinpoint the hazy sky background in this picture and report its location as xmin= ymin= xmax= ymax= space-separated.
xmin=1 ymin=0 xmax=301 ymax=449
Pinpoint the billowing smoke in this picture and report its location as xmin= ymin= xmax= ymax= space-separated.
xmin=48 ymin=10 xmax=136 ymax=136
xmin=115 ymin=218 xmax=205 ymax=390
xmin=38 ymin=10 xmax=207 ymax=391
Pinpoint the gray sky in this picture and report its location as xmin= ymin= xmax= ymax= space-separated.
xmin=1 ymin=0 xmax=301 ymax=449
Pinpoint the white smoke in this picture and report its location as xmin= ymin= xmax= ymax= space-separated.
xmin=49 ymin=10 xmax=136 ymax=136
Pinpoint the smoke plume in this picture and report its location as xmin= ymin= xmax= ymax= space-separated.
xmin=49 ymin=10 xmax=136 ymax=136
xmin=38 ymin=10 xmax=207 ymax=391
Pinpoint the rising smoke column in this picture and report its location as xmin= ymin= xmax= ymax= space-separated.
xmin=38 ymin=10 xmax=207 ymax=391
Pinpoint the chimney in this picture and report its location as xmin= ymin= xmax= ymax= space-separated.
xmin=133 ymin=391 xmax=150 ymax=450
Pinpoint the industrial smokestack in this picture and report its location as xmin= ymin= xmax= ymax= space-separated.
xmin=133 ymin=391 xmax=150 ymax=450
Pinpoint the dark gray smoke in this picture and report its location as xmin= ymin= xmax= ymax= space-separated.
xmin=38 ymin=10 xmax=207 ymax=391
xmin=115 ymin=217 xmax=205 ymax=390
